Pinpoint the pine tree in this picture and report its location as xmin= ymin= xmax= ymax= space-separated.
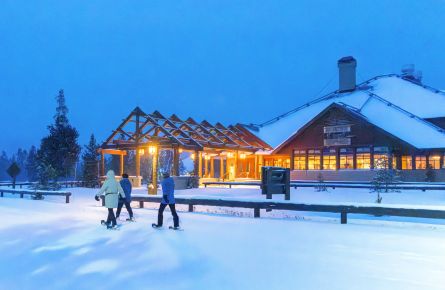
xmin=26 ymin=146 xmax=38 ymax=181
xmin=37 ymin=89 xmax=81 ymax=179
xmin=81 ymin=134 xmax=100 ymax=187
xmin=371 ymin=157 xmax=401 ymax=203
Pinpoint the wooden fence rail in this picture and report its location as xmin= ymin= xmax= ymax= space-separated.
xmin=129 ymin=196 xmax=445 ymax=224
xmin=0 ymin=188 xmax=72 ymax=203
xmin=0 ymin=180 xmax=91 ymax=189
xmin=203 ymin=181 xmax=445 ymax=192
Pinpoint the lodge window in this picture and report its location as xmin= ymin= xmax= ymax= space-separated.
xmin=293 ymin=150 xmax=306 ymax=170
xmin=415 ymin=156 xmax=427 ymax=169
xmin=356 ymin=147 xmax=371 ymax=169
xmin=308 ymin=149 xmax=321 ymax=170
xmin=339 ymin=148 xmax=353 ymax=169
xmin=374 ymin=147 xmax=389 ymax=169
xmin=401 ymin=156 xmax=412 ymax=170
xmin=428 ymin=155 xmax=441 ymax=169
xmin=323 ymin=149 xmax=336 ymax=170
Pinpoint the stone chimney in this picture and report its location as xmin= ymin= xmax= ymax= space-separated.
xmin=337 ymin=56 xmax=357 ymax=92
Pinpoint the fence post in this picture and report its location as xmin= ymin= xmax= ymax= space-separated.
xmin=341 ymin=211 xmax=347 ymax=224
xmin=65 ymin=194 xmax=70 ymax=204
xmin=139 ymin=201 xmax=144 ymax=208
xmin=101 ymin=197 xmax=105 ymax=206
xmin=0 ymin=191 xmax=3 ymax=197
xmin=254 ymin=207 xmax=260 ymax=218
xmin=188 ymin=204 xmax=194 ymax=212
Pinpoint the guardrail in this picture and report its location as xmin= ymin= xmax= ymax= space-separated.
xmin=202 ymin=181 xmax=445 ymax=192
xmin=129 ymin=196 xmax=445 ymax=224
xmin=0 ymin=188 xmax=72 ymax=203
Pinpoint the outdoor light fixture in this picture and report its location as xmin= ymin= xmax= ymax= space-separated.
xmin=239 ymin=153 xmax=246 ymax=159
xmin=190 ymin=153 xmax=195 ymax=159
xmin=179 ymin=148 xmax=183 ymax=153
xmin=204 ymin=155 xmax=211 ymax=160
xmin=148 ymin=145 xmax=157 ymax=155
xmin=139 ymin=149 xmax=145 ymax=155
xmin=227 ymin=152 xmax=234 ymax=158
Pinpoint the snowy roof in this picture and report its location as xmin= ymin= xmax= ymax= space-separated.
xmin=243 ymin=75 xmax=445 ymax=150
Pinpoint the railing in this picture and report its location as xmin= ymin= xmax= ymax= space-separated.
xmin=0 ymin=188 xmax=72 ymax=203
xmin=202 ymin=181 xmax=445 ymax=191
xmin=0 ymin=180 xmax=95 ymax=189
xmin=129 ymin=196 xmax=445 ymax=224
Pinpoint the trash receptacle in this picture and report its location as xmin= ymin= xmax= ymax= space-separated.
xmin=261 ymin=167 xmax=290 ymax=200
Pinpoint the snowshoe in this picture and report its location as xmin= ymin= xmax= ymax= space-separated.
xmin=107 ymin=224 xmax=120 ymax=230
xmin=152 ymin=223 xmax=162 ymax=229
xmin=101 ymin=220 xmax=109 ymax=226
xmin=169 ymin=226 xmax=183 ymax=231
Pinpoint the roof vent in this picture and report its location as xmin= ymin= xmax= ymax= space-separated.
xmin=338 ymin=56 xmax=357 ymax=92
xmin=401 ymin=64 xmax=422 ymax=84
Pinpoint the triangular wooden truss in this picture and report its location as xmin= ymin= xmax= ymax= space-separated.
xmin=101 ymin=107 xmax=269 ymax=152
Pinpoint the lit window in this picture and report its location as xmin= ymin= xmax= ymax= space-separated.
xmin=308 ymin=150 xmax=321 ymax=170
xmin=401 ymin=156 xmax=412 ymax=170
xmin=323 ymin=149 xmax=336 ymax=170
xmin=373 ymin=147 xmax=389 ymax=169
xmin=356 ymin=147 xmax=371 ymax=169
xmin=339 ymin=148 xmax=353 ymax=169
xmin=415 ymin=156 xmax=427 ymax=169
xmin=293 ymin=150 xmax=306 ymax=170
xmin=428 ymin=155 xmax=441 ymax=169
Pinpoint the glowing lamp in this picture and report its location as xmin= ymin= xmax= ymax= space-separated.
xmin=138 ymin=149 xmax=145 ymax=155
xmin=190 ymin=153 xmax=195 ymax=160
xmin=179 ymin=148 xmax=183 ymax=153
xmin=204 ymin=155 xmax=210 ymax=160
xmin=148 ymin=145 xmax=157 ymax=155
xmin=239 ymin=153 xmax=246 ymax=159
xmin=227 ymin=152 xmax=234 ymax=158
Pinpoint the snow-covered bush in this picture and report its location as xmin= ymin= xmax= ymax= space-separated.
xmin=371 ymin=157 xmax=401 ymax=203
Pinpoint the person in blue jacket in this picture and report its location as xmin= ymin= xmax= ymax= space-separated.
xmin=152 ymin=172 xmax=180 ymax=229
xmin=116 ymin=173 xmax=134 ymax=221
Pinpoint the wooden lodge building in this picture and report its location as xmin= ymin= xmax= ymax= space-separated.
xmin=100 ymin=57 xmax=445 ymax=184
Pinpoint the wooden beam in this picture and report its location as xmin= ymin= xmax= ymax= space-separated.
xmin=220 ymin=157 xmax=224 ymax=181
xmin=198 ymin=152 xmax=203 ymax=178
xmin=210 ymin=158 xmax=215 ymax=178
xmin=101 ymin=152 xmax=105 ymax=176
xmin=193 ymin=150 xmax=199 ymax=177
xmin=149 ymin=147 xmax=159 ymax=195
xmin=101 ymin=149 xmax=128 ymax=156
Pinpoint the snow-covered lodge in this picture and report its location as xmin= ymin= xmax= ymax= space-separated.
xmin=101 ymin=57 xmax=445 ymax=182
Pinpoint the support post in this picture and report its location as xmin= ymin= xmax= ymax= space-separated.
xmin=135 ymin=148 xmax=141 ymax=177
xmin=173 ymin=147 xmax=180 ymax=176
xmin=204 ymin=156 xmax=209 ymax=178
xmin=341 ymin=211 xmax=347 ymax=224
xmin=188 ymin=204 xmax=194 ymax=212
xmin=65 ymin=194 xmax=70 ymax=204
xmin=220 ymin=157 xmax=224 ymax=180
xmin=120 ymin=154 xmax=124 ymax=176
xmin=139 ymin=201 xmax=144 ymax=208
xmin=198 ymin=152 xmax=203 ymax=178
xmin=254 ymin=155 xmax=258 ymax=179
xmin=193 ymin=150 xmax=199 ymax=177
xmin=254 ymin=207 xmax=260 ymax=218
xmin=210 ymin=157 xmax=215 ymax=178
xmin=149 ymin=147 xmax=159 ymax=195
xmin=101 ymin=152 xmax=105 ymax=176
xmin=234 ymin=151 xmax=238 ymax=179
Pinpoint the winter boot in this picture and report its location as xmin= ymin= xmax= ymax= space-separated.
xmin=126 ymin=217 xmax=135 ymax=222
xmin=152 ymin=223 xmax=162 ymax=228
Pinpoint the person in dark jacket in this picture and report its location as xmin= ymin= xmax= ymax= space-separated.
xmin=152 ymin=172 xmax=180 ymax=229
xmin=116 ymin=173 xmax=134 ymax=221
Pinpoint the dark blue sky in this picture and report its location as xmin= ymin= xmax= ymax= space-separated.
xmin=1 ymin=0 xmax=445 ymax=154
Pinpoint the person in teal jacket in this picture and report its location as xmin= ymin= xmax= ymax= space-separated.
xmin=152 ymin=172 xmax=180 ymax=229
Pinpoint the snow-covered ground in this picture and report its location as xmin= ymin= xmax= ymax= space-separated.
xmin=1 ymin=187 xmax=445 ymax=290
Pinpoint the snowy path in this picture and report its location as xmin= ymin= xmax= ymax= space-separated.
xmin=1 ymin=188 xmax=445 ymax=290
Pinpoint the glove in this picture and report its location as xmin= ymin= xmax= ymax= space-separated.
xmin=95 ymin=195 xmax=100 ymax=202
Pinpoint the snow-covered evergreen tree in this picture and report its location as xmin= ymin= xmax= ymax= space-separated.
xmin=81 ymin=134 xmax=100 ymax=187
xmin=37 ymin=89 xmax=81 ymax=179
xmin=371 ymin=157 xmax=401 ymax=203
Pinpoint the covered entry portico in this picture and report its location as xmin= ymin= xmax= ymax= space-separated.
xmin=99 ymin=107 xmax=269 ymax=193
